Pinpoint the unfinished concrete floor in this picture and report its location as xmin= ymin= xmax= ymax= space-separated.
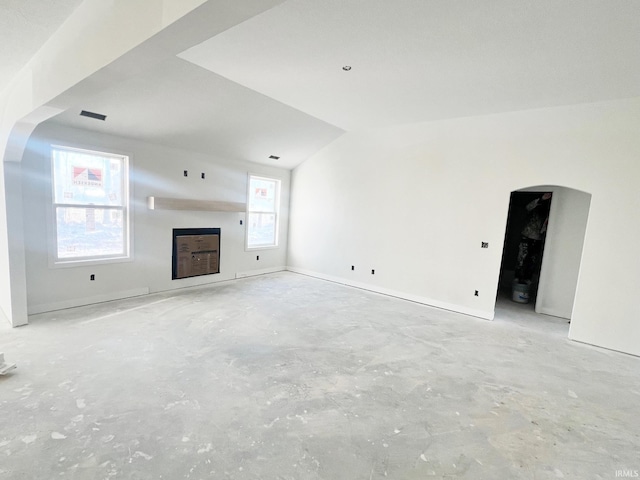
xmin=1 ymin=272 xmax=638 ymax=479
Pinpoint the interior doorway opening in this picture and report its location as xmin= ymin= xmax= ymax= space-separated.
xmin=496 ymin=186 xmax=592 ymax=325
xmin=498 ymin=191 xmax=552 ymax=305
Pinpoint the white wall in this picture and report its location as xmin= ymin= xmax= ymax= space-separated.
xmin=528 ymin=186 xmax=591 ymax=319
xmin=288 ymin=97 xmax=640 ymax=357
xmin=0 ymin=0 xmax=210 ymax=326
xmin=21 ymin=123 xmax=290 ymax=313
xmin=0 ymin=0 xmax=285 ymax=326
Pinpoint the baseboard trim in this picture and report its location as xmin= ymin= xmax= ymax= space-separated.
xmin=27 ymin=267 xmax=287 ymax=316
xmin=26 ymin=267 xmax=492 ymax=320
xmin=235 ymin=266 xmax=286 ymax=279
xmin=567 ymin=337 xmax=640 ymax=358
xmin=28 ymin=287 xmax=151 ymax=315
xmin=286 ymin=267 xmax=494 ymax=320
xmin=535 ymin=306 xmax=570 ymax=320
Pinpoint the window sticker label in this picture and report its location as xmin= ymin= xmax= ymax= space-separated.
xmin=72 ymin=166 xmax=103 ymax=187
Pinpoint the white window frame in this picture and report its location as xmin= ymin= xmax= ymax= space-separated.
xmin=245 ymin=174 xmax=281 ymax=250
xmin=50 ymin=144 xmax=131 ymax=266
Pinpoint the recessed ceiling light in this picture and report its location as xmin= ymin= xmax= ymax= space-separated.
xmin=342 ymin=65 xmax=352 ymax=71
xmin=269 ymin=155 xmax=280 ymax=160
xmin=80 ymin=110 xmax=107 ymax=121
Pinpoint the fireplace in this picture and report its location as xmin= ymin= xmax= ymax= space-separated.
xmin=172 ymin=228 xmax=220 ymax=280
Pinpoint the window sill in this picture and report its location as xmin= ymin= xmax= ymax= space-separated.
xmin=245 ymin=245 xmax=279 ymax=252
xmin=49 ymin=255 xmax=133 ymax=269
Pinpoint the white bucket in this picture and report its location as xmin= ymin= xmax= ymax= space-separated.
xmin=512 ymin=280 xmax=531 ymax=304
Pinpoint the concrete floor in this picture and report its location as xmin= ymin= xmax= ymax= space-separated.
xmin=1 ymin=272 xmax=638 ymax=479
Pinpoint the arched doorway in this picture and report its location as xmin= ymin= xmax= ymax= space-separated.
xmin=496 ymin=185 xmax=591 ymax=323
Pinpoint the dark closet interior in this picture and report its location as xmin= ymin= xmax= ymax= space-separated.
xmin=497 ymin=191 xmax=552 ymax=303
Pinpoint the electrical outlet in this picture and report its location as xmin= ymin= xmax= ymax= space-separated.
xmin=474 ymin=290 xmax=479 ymax=296
xmin=240 ymin=219 xmax=243 ymax=225
xmin=371 ymin=269 xmax=375 ymax=275
xmin=351 ymin=265 xmax=354 ymax=271
xmin=481 ymin=242 xmax=488 ymax=248
xmin=256 ymin=255 xmax=259 ymax=261
xmin=201 ymin=172 xmax=205 ymax=179
xmin=90 ymin=274 xmax=95 ymax=281
xmin=183 ymin=170 xmax=188 ymax=177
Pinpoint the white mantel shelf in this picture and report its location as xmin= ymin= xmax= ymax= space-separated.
xmin=147 ymin=196 xmax=246 ymax=212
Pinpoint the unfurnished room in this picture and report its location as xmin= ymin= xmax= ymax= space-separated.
xmin=1 ymin=1 xmax=639 ymax=479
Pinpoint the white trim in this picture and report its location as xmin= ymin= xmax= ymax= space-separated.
xmin=28 ymin=287 xmax=150 ymax=315
xmin=535 ymin=306 xmax=570 ymax=320
xmin=29 ymin=270 xmax=286 ymax=316
xmin=566 ymin=338 xmax=640 ymax=358
xmin=48 ymin=144 xmax=132 ymax=266
xmin=235 ymin=266 xmax=286 ymax=279
xmin=286 ymin=267 xmax=495 ymax=320
xmin=245 ymin=173 xmax=281 ymax=250
xmin=48 ymin=255 xmax=134 ymax=269
xmin=245 ymin=244 xmax=280 ymax=252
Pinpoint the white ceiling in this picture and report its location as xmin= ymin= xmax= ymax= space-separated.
xmin=35 ymin=0 xmax=640 ymax=168
xmin=50 ymin=57 xmax=343 ymax=169
xmin=180 ymin=0 xmax=640 ymax=131
xmin=0 ymin=0 xmax=83 ymax=93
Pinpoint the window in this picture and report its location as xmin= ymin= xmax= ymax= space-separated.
xmin=51 ymin=145 xmax=130 ymax=264
xmin=246 ymin=175 xmax=280 ymax=249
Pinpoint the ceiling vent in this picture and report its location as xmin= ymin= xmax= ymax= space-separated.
xmin=268 ymin=155 xmax=280 ymax=160
xmin=80 ymin=110 xmax=107 ymax=121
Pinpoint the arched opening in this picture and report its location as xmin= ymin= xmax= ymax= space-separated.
xmin=495 ymin=185 xmax=592 ymax=328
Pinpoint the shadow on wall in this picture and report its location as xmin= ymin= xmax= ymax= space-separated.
xmin=497 ymin=185 xmax=591 ymax=324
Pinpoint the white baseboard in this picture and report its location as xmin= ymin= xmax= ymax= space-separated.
xmin=26 ymin=267 xmax=491 ymax=321
xmin=27 ymin=268 xmax=287 ymax=316
xmin=286 ymin=267 xmax=494 ymax=320
xmin=568 ymin=337 xmax=640 ymax=358
xmin=535 ymin=306 xmax=570 ymax=320
xmin=235 ymin=266 xmax=286 ymax=279
xmin=28 ymin=287 xmax=150 ymax=315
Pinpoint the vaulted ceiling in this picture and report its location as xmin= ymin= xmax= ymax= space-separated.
xmin=13 ymin=0 xmax=640 ymax=169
